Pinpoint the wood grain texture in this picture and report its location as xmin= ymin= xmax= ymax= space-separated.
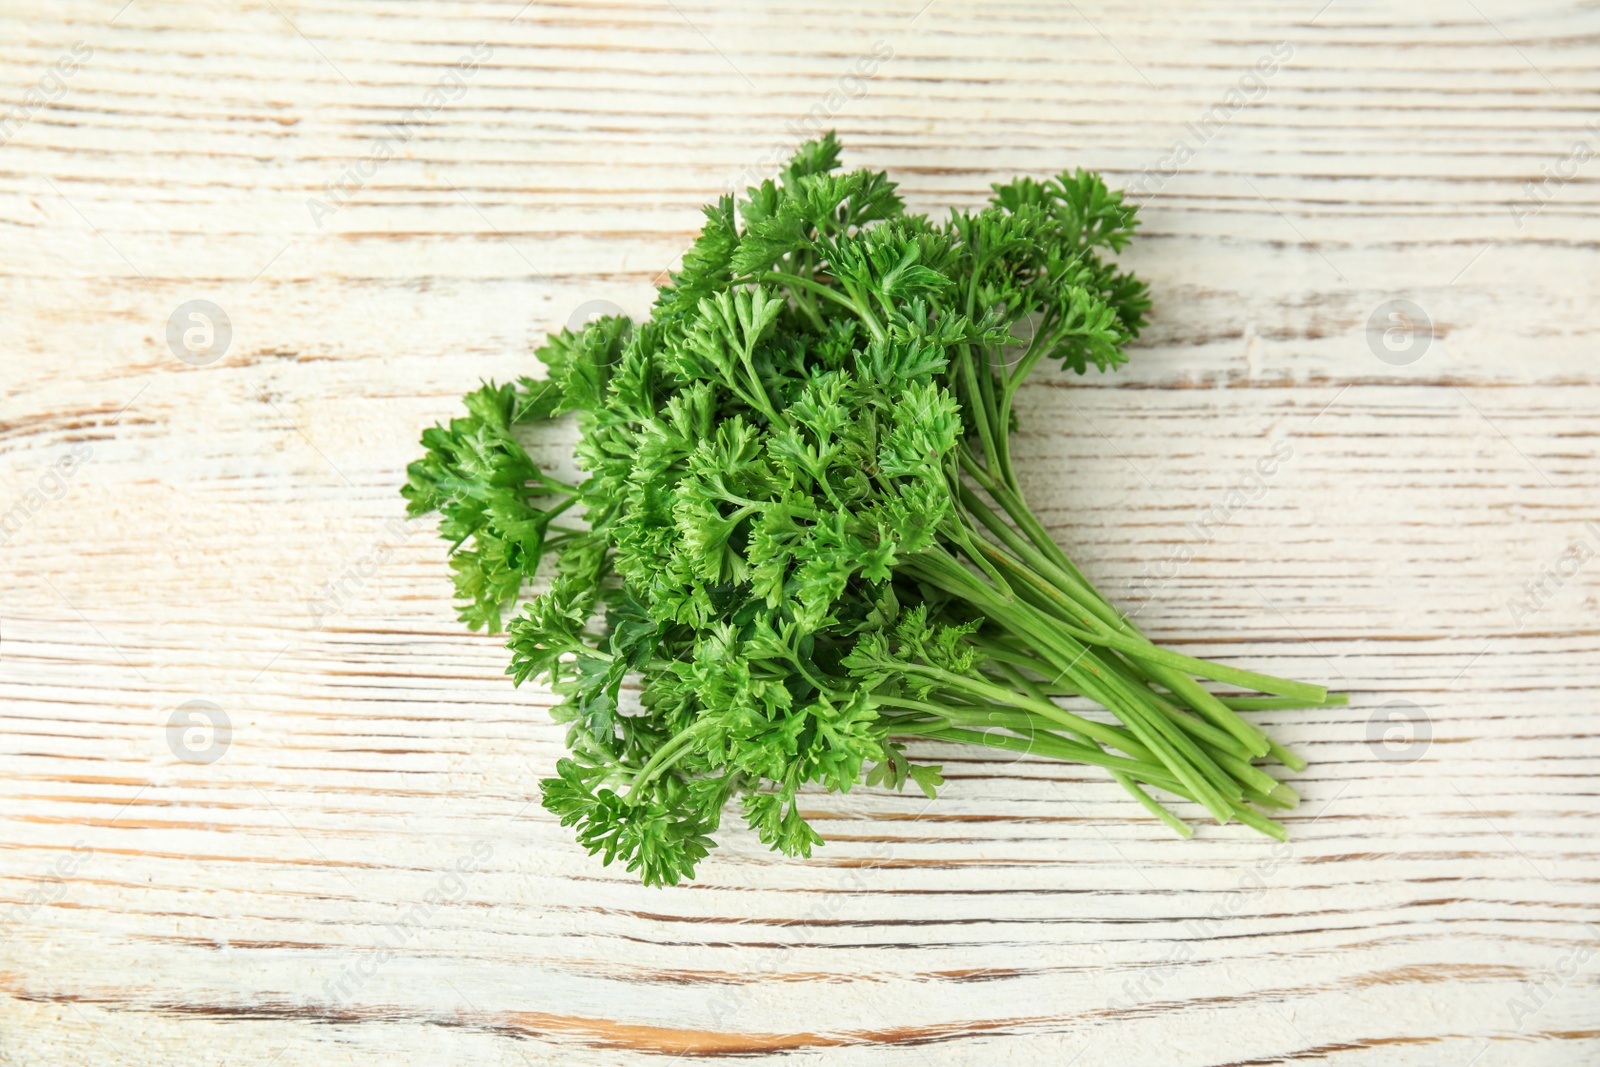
xmin=2 ymin=1 xmax=1598 ymax=1064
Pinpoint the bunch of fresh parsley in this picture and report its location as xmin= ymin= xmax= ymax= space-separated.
xmin=405 ymin=133 xmax=1343 ymax=886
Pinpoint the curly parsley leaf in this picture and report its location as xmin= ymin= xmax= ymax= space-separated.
xmin=407 ymin=132 xmax=1335 ymax=886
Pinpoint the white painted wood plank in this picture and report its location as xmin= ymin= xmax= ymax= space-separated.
xmin=2 ymin=1 xmax=1598 ymax=1064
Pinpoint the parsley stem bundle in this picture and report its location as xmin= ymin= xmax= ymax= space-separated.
xmin=405 ymin=134 xmax=1344 ymax=885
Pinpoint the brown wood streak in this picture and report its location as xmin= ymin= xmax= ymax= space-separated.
xmin=10 ymin=971 xmax=1593 ymax=1060
xmin=0 ymin=973 xmax=1035 ymax=1055
xmin=1220 ymin=1031 xmax=1600 ymax=1067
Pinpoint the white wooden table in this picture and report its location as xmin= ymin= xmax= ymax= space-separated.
xmin=3 ymin=2 xmax=1598 ymax=1064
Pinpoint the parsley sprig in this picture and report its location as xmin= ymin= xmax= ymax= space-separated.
xmin=405 ymin=133 xmax=1344 ymax=886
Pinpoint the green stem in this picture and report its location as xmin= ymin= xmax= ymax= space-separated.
xmin=993 ymin=313 xmax=1052 ymax=488
xmin=884 ymin=662 xmax=1154 ymax=761
xmin=995 ymin=662 xmax=1194 ymax=836
xmin=902 ymin=551 xmax=1235 ymax=822
xmin=891 ymin=722 xmax=1168 ymax=782
xmin=957 ymin=347 xmax=1003 ymax=475
xmin=628 ymin=720 xmax=712 ymax=797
